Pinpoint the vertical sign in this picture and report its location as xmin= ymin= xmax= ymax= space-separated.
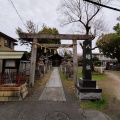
xmin=82 ymin=40 xmax=92 ymax=80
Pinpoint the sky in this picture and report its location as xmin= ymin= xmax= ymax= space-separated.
xmin=0 ymin=0 xmax=120 ymax=53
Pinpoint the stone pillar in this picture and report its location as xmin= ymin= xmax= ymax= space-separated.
xmin=82 ymin=40 xmax=92 ymax=80
xmin=44 ymin=58 xmax=48 ymax=73
xmin=73 ymin=40 xmax=78 ymax=84
xmin=29 ymin=38 xmax=37 ymax=87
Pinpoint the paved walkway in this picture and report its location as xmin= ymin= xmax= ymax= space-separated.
xmin=39 ymin=67 xmax=66 ymax=101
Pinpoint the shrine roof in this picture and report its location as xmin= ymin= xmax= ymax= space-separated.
xmin=48 ymin=53 xmax=63 ymax=59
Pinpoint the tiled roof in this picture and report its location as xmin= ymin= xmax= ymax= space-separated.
xmin=0 ymin=32 xmax=17 ymax=42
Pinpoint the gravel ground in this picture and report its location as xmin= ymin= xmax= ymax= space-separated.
xmin=98 ymin=70 xmax=120 ymax=120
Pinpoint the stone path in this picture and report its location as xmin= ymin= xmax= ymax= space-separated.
xmin=39 ymin=67 xmax=66 ymax=101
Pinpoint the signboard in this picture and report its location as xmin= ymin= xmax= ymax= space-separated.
xmin=5 ymin=60 xmax=16 ymax=67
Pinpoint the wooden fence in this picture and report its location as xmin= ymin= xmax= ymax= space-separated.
xmin=0 ymin=70 xmax=28 ymax=87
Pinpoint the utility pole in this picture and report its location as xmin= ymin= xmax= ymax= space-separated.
xmin=83 ymin=0 xmax=120 ymax=12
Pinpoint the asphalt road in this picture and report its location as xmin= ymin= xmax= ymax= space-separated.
xmin=0 ymin=101 xmax=111 ymax=120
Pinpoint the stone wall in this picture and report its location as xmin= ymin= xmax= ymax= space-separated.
xmin=0 ymin=83 xmax=28 ymax=101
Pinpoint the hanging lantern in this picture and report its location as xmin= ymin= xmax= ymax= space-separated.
xmin=41 ymin=46 xmax=42 ymax=49
xmin=49 ymin=49 xmax=51 ymax=52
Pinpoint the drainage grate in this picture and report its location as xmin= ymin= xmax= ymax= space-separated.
xmin=45 ymin=111 xmax=70 ymax=120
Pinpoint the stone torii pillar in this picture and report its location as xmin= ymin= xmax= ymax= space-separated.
xmin=29 ymin=38 xmax=37 ymax=87
xmin=73 ymin=40 xmax=78 ymax=84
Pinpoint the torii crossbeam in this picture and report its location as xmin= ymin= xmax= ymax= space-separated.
xmin=19 ymin=33 xmax=94 ymax=40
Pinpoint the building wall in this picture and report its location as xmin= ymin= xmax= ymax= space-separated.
xmin=92 ymin=53 xmax=116 ymax=61
xmin=0 ymin=36 xmax=15 ymax=73
xmin=92 ymin=53 xmax=117 ymax=66
xmin=0 ymin=36 xmax=14 ymax=51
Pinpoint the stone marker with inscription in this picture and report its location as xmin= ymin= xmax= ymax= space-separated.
xmin=76 ymin=40 xmax=102 ymax=100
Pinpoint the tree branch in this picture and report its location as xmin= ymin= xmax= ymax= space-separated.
xmin=79 ymin=42 xmax=83 ymax=49
xmin=91 ymin=46 xmax=99 ymax=50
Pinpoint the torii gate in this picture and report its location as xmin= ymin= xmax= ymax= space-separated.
xmin=19 ymin=33 xmax=94 ymax=87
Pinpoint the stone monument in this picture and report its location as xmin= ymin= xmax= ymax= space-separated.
xmin=76 ymin=41 xmax=102 ymax=100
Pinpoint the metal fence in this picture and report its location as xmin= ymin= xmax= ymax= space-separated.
xmin=0 ymin=69 xmax=29 ymax=87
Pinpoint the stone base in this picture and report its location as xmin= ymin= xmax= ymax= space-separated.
xmin=79 ymin=92 xmax=102 ymax=100
xmin=75 ymin=83 xmax=102 ymax=100
xmin=79 ymin=78 xmax=96 ymax=88
xmin=0 ymin=83 xmax=28 ymax=101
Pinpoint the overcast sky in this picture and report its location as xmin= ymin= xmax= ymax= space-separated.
xmin=0 ymin=0 xmax=120 ymax=53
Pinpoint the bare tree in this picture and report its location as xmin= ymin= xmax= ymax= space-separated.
xmin=16 ymin=20 xmax=37 ymax=34
xmin=58 ymin=0 xmax=111 ymax=35
xmin=26 ymin=20 xmax=37 ymax=34
xmin=16 ymin=20 xmax=37 ymax=46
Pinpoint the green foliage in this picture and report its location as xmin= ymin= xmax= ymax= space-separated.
xmin=37 ymin=25 xmax=61 ymax=59
xmin=80 ymin=93 xmax=108 ymax=111
xmin=92 ymin=56 xmax=99 ymax=62
xmin=96 ymin=20 xmax=120 ymax=63
xmin=77 ymin=67 xmax=82 ymax=78
xmin=38 ymin=25 xmax=61 ymax=44
xmin=92 ymin=74 xmax=106 ymax=80
xmin=113 ymin=23 xmax=120 ymax=35
xmin=16 ymin=21 xmax=61 ymax=53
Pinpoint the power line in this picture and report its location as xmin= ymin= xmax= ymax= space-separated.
xmin=8 ymin=0 xmax=27 ymax=28
xmin=83 ymin=0 xmax=120 ymax=12
xmin=109 ymin=3 xmax=120 ymax=8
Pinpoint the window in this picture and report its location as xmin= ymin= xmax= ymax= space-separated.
xmin=4 ymin=39 xmax=12 ymax=48
xmin=5 ymin=60 xmax=16 ymax=67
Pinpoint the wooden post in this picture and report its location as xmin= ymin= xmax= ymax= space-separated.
xmin=29 ymin=38 xmax=37 ymax=87
xmin=73 ymin=40 xmax=78 ymax=84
